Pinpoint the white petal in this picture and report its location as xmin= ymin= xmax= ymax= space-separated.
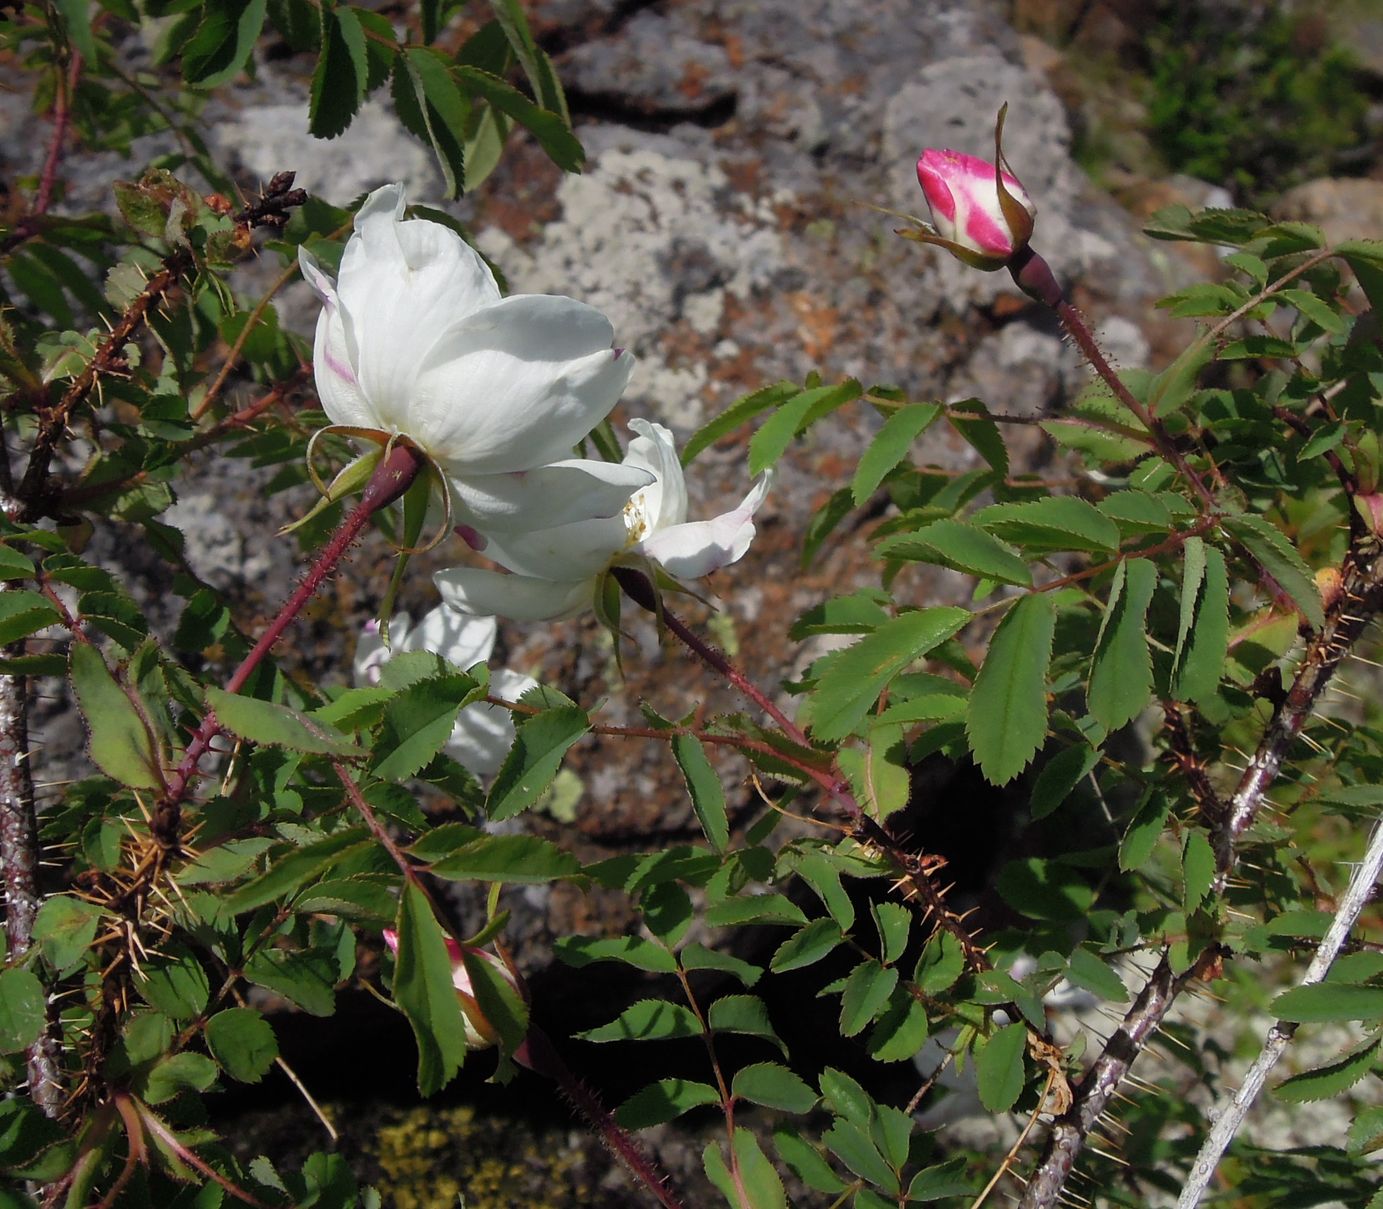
xmin=625 ymin=419 xmax=687 ymax=530
xmin=334 ymin=185 xmax=501 ymax=438
xmin=402 ymin=606 xmax=497 ymax=669
xmin=311 ymin=308 xmax=379 ymax=430
xmin=352 ymin=613 xmax=411 ymax=686
xmin=483 ymin=514 xmax=627 ymax=581
xmin=640 ymin=471 xmax=773 ymax=579
xmin=411 ymin=296 xmax=633 ymax=471
xmin=446 ymin=668 xmax=539 ymax=778
xmin=448 ymin=460 xmax=653 ymax=535
xmin=435 ymin=567 xmax=594 ymax=621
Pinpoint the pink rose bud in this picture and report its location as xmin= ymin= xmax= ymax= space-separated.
xmin=383 ymin=928 xmax=524 ymax=1050
xmin=897 ymin=104 xmax=1037 ymax=273
xmin=915 ymin=148 xmax=1035 ymax=270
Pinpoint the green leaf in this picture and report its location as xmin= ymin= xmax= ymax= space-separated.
xmin=141 ymin=1052 xmax=217 ymax=1105
xmin=872 ymin=902 xmax=911 ymax=966
xmin=486 ymin=0 xmax=569 ymax=121
xmin=576 ymin=1000 xmax=701 ymax=1043
xmin=682 ymin=381 xmax=797 ymax=465
xmin=207 ymin=688 xmax=362 ymax=758
xmin=867 ymin=986 xmax=929 ymax=1062
xmin=1172 ymin=535 xmax=1206 ymax=681
xmin=1348 ymin=1104 xmax=1383 ymax=1156
xmin=0 ymin=969 xmax=45 ymax=1054
xmin=749 ymin=381 xmax=862 ymax=477
xmin=0 ymin=547 xmax=35 ymax=582
xmin=975 ymin=1021 xmax=1027 ymax=1113
xmin=53 ymin=0 xmax=96 ymax=56
xmin=851 ymin=403 xmax=942 ymax=504
xmin=309 ymin=8 xmax=366 ymax=138
xmin=32 ymin=896 xmax=102 ymax=972
xmin=907 ymin=1157 xmax=974 ymax=1202
xmin=839 ymin=963 xmax=899 ymax=1038
xmin=1275 ymin=1038 xmax=1380 ymax=1104
xmin=555 ymin=935 xmax=677 ymax=974
xmin=372 ymin=673 xmax=481 ymax=783
xmin=1029 ymin=743 xmax=1099 ymax=821
xmin=391 ymin=884 xmax=468 ymax=1094
xmin=204 ymin=1008 xmax=278 ymax=1084
xmin=182 ymin=0 xmax=269 ymax=87
xmin=244 ymin=948 xmax=337 ymax=1017
xmin=966 ymin=594 xmax=1055 ymax=785
xmin=1175 ymin=545 xmax=1229 ymax=703
xmin=1273 ymin=983 xmax=1383 ymax=1023
xmin=460 ymin=947 xmax=527 ymax=1053
xmin=975 ymin=496 xmax=1121 ymax=554
xmin=822 ymin=1121 xmax=898 ymax=1193
xmin=672 ymin=734 xmax=728 ymax=851
xmin=71 ymin=643 xmax=162 ymax=788
xmin=679 ymin=943 xmax=761 ymax=987
xmin=485 ymin=705 xmax=589 ymax=822
xmin=136 ymin=950 xmax=210 ymax=1020
xmin=705 ymin=1129 xmax=788 ymax=1209
xmin=770 ymin=918 xmax=844 ymax=973
xmin=226 ymin=829 xmax=370 ymax=912
xmin=1087 ymin=557 xmax=1157 ymax=732
xmin=615 ymin=1079 xmax=720 ymax=1128
xmin=176 ymin=838 xmax=277 ymax=887
xmin=1065 ymin=948 xmax=1128 ymax=1004
xmin=878 ymin=519 xmax=1031 ymax=587
xmin=429 ymin=834 xmax=580 ymax=884
xmin=1119 ymin=791 xmax=1170 ymax=872
xmin=455 ymin=66 xmax=583 ymax=173
xmin=708 ymin=994 xmax=786 ymax=1056
xmin=946 ymin=399 xmax=1008 ymax=479
xmin=293 ymin=876 xmax=399 ymax=922
xmin=732 ymin=1061 xmax=817 ymax=1113
xmin=0 ymin=589 xmax=56 ymax=644
xmin=1182 ymin=830 xmax=1215 ymax=912
xmin=395 ymin=49 xmax=470 ymax=198
xmin=1222 ymin=514 xmax=1324 ymax=630
xmin=804 ymin=607 xmax=969 ymax=741
xmin=707 ymin=894 xmax=807 ymax=927
xmin=774 ymin=1129 xmax=846 ymax=1194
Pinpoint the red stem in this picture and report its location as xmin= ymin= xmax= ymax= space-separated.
xmin=35 ymin=54 xmax=81 ymax=219
xmin=158 ymin=444 xmax=423 ymax=817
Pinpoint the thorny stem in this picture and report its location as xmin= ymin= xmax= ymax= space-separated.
xmin=157 ymin=444 xmax=424 ymax=834
xmin=676 ymin=966 xmax=748 ymax=1206
xmin=1176 ymin=811 xmax=1383 ymax=1207
xmin=1018 ymin=539 xmax=1383 ymax=1207
xmin=1009 ymin=247 xmax=1220 ymax=513
xmin=13 ymin=174 xmax=307 ymax=521
xmin=1016 ymin=946 xmax=1225 ymax=1209
xmin=612 ymin=568 xmax=996 ymax=979
xmin=515 ymin=1027 xmax=687 ymax=1209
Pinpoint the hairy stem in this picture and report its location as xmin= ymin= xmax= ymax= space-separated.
xmin=515 ymin=1026 xmax=687 ymax=1209
xmin=157 ymin=444 xmax=424 ymax=837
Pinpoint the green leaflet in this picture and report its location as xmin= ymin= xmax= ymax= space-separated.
xmin=70 ymin=643 xmax=162 ymax=789
xmin=803 ymin=607 xmax=969 ymax=742
xmin=851 ymin=402 xmax=942 ymax=504
xmin=966 ymin=594 xmax=1055 ymax=785
xmin=392 ymin=885 xmax=468 ymax=1095
xmin=1087 ymin=558 xmax=1157 ymax=733
xmin=1222 ymin=513 xmax=1324 ymax=630
xmin=876 ymin=519 xmax=1031 ymax=586
xmin=1173 ymin=545 xmax=1229 ymax=703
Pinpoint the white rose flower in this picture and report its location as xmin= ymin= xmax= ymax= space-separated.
xmin=300 ymin=183 xmax=651 ymax=535
xmin=354 ymin=607 xmax=535 ymax=777
xmin=434 ymin=419 xmax=773 ymax=622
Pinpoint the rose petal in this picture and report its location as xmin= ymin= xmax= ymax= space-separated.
xmin=624 ymin=419 xmax=687 ymax=531
xmin=640 ymin=471 xmax=773 ymax=578
xmin=435 ymin=566 xmax=595 ymax=622
xmin=449 ymin=459 xmax=654 ymax=535
xmin=404 ymin=606 xmax=498 ymax=670
xmin=411 ymin=296 xmax=634 ymax=472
